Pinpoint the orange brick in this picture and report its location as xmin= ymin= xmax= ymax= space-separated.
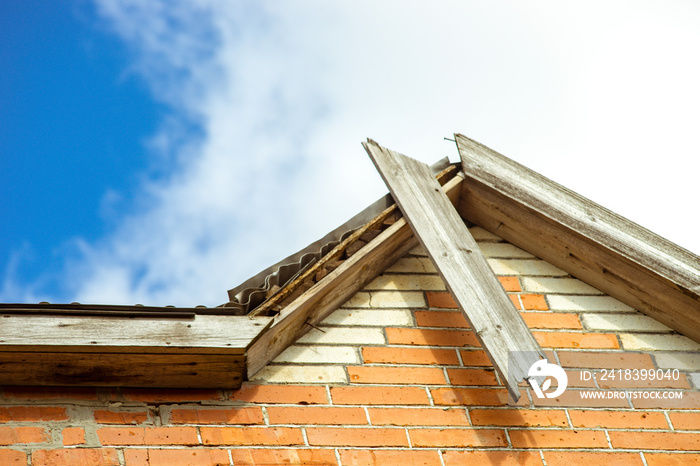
xmin=426 ymin=291 xmax=457 ymax=308
xmin=231 ymin=383 xmax=328 ymax=404
xmin=232 ymin=449 xmax=338 ymax=465
xmin=0 ymin=406 xmax=67 ymax=422
xmin=410 ymin=428 xmax=506 ymax=447
xmin=521 ymin=312 xmax=582 ymax=329
xmin=331 ymin=386 xmax=430 ymax=405
xmin=124 ymin=448 xmax=230 ymax=466
xmin=201 ymin=427 xmax=303 ymax=446
xmin=597 ymin=372 xmax=690 ymax=389
xmin=386 ymin=328 xmax=480 ymax=347
xmin=446 ymin=368 xmax=498 ymax=386
xmin=0 ymin=426 xmax=47 ymax=445
xmin=415 ymin=310 xmax=469 ymax=328
xmin=632 ymin=391 xmax=700 ymax=410
xmin=362 ymin=347 xmax=459 ymax=365
xmin=94 ymin=409 xmax=149 ymax=425
xmin=510 ymin=294 xmax=522 ymax=309
xmin=62 ymin=427 xmax=85 ymax=446
xmin=521 ymin=294 xmax=548 ymax=310
xmin=97 ymin=427 xmax=199 ymax=446
xmin=444 ymin=450 xmax=543 ymax=466
xmin=645 ymin=453 xmax=700 ymax=466
xmin=121 ymin=388 xmax=221 ymax=403
xmin=543 ymin=451 xmax=644 ymax=466
xmin=532 ymin=389 xmax=629 ymax=408
xmin=568 ymin=409 xmax=668 ymax=429
xmin=510 ymin=429 xmax=608 ymax=448
xmin=460 ymin=350 xmax=494 ymax=366
xmin=534 ymin=332 xmax=619 ymax=349
xmin=470 ymin=408 xmax=568 ymax=427
xmin=32 ymin=448 xmax=120 ymax=466
xmin=566 ymin=369 xmax=597 ymax=388
xmin=348 ymin=366 xmax=447 ymax=385
xmin=0 ymin=450 xmax=26 ymax=465
xmin=558 ymin=351 xmax=654 ymax=369
xmin=307 ymin=427 xmax=408 ymax=447
xmin=1 ymin=386 xmax=98 ymax=400
xmin=340 ymin=450 xmax=441 ymax=466
xmin=611 ymin=431 xmax=700 ymax=450
xmin=168 ymin=407 xmax=264 ymax=425
xmin=267 ymin=407 xmax=367 ymax=425
xmin=340 ymin=449 xmax=441 ymax=465
xmin=670 ymin=412 xmax=700 ymax=430
xmin=368 ymin=407 xmax=469 ymax=426
xmin=431 ymin=388 xmax=517 ymax=406
xmin=498 ymin=276 xmax=521 ymax=292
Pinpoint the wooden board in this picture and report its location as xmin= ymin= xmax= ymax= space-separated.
xmin=0 ymin=314 xmax=272 ymax=354
xmin=246 ymin=172 xmax=464 ymax=377
xmin=0 ymin=352 xmax=245 ymax=388
xmin=0 ymin=314 xmax=271 ymax=388
xmin=455 ymin=134 xmax=700 ymax=343
xmin=364 ymin=139 xmax=545 ymax=401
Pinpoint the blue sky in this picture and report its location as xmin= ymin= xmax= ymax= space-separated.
xmin=2 ymin=1 xmax=699 ymax=306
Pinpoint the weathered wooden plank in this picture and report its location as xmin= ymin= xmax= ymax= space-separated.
xmin=364 ymin=139 xmax=544 ymax=401
xmin=0 ymin=352 xmax=245 ymax=388
xmin=0 ymin=314 xmax=272 ymax=354
xmin=246 ymin=172 xmax=464 ymax=378
xmin=455 ymin=134 xmax=700 ymax=343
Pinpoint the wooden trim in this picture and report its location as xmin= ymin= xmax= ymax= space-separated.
xmin=455 ymin=133 xmax=700 ymax=342
xmin=246 ymin=171 xmax=464 ymax=378
xmin=0 ymin=314 xmax=272 ymax=388
xmin=364 ymin=140 xmax=544 ymax=401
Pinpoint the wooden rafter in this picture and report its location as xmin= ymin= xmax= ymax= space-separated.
xmin=455 ymin=134 xmax=700 ymax=343
xmin=363 ymin=139 xmax=545 ymax=401
xmin=246 ymin=169 xmax=464 ymax=378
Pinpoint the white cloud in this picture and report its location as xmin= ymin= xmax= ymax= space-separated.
xmin=45 ymin=0 xmax=700 ymax=306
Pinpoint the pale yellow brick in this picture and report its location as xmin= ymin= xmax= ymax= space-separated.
xmin=620 ymin=334 xmax=700 ymax=352
xmin=297 ymin=327 xmax=385 ymax=345
xmin=342 ymin=292 xmax=371 ymax=308
xmin=321 ymin=309 xmax=413 ymax=327
xmin=521 ymin=277 xmax=603 ymax=295
xmin=385 ymin=257 xmax=437 ymax=273
xmin=547 ymin=295 xmax=636 ymax=312
xmin=486 ymin=258 xmax=567 ymax=276
xmin=581 ymin=313 xmax=672 ymax=332
xmin=365 ymin=274 xmax=446 ymax=291
xmin=251 ymin=365 xmax=347 ymax=384
xmin=274 ymin=345 xmax=359 ymax=364
xmin=469 ymin=226 xmax=501 ymax=241
xmin=654 ymin=352 xmax=700 ymax=370
xmin=477 ymin=242 xmax=534 ymax=258
xmin=368 ymin=291 xmax=426 ymax=308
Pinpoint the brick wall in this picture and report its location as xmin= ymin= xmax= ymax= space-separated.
xmin=1 ymin=226 xmax=699 ymax=465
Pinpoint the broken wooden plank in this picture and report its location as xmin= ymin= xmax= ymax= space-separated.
xmin=455 ymin=133 xmax=700 ymax=344
xmin=246 ymin=171 xmax=464 ymax=378
xmin=363 ymin=139 xmax=545 ymax=401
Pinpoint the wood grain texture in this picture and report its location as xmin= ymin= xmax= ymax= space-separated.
xmin=246 ymin=172 xmax=464 ymax=378
xmin=0 ymin=314 xmax=271 ymax=388
xmin=0 ymin=352 xmax=245 ymax=388
xmin=455 ymin=134 xmax=700 ymax=343
xmin=0 ymin=314 xmax=272 ymax=353
xmin=364 ymin=139 xmax=544 ymax=401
